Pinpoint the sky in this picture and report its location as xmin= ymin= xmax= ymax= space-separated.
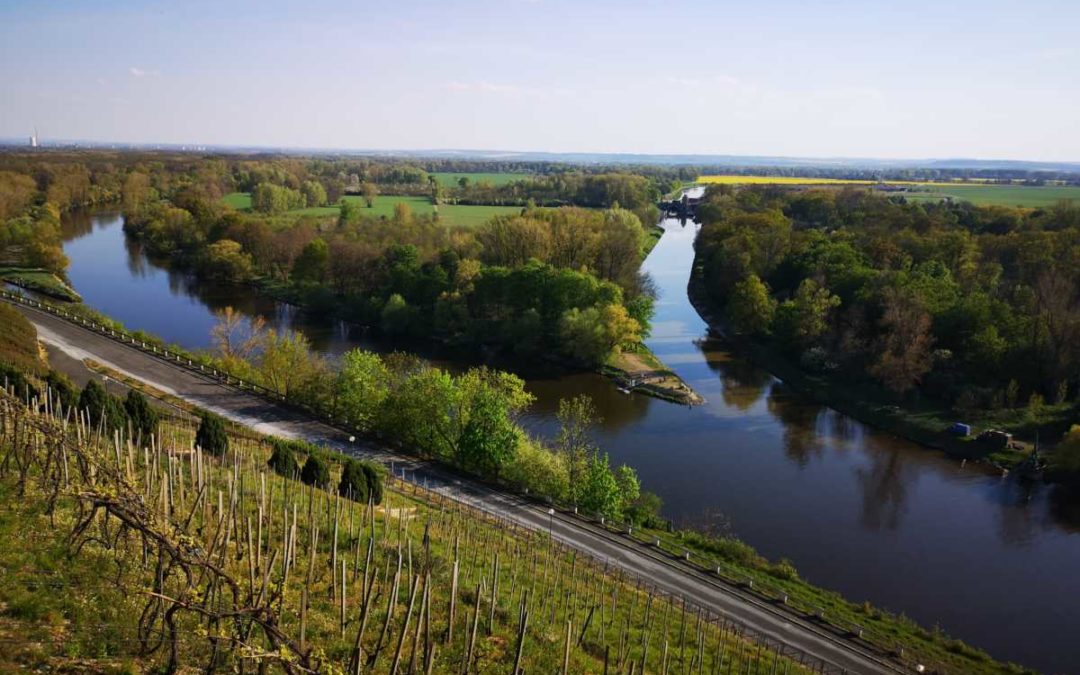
xmin=2 ymin=0 xmax=1078 ymax=161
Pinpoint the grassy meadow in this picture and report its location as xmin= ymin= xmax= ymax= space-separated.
xmin=432 ymin=172 xmax=529 ymax=187
xmin=223 ymin=192 xmax=522 ymax=227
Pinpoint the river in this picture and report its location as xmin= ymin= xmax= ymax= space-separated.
xmin=59 ymin=208 xmax=1080 ymax=673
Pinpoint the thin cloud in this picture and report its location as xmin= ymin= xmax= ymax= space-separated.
xmin=129 ymin=66 xmax=161 ymax=78
xmin=442 ymin=80 xmax=569 ymax=97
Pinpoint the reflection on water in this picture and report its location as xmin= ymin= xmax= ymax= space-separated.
xmin=59 ymin=208 xmax=1080 ymax=673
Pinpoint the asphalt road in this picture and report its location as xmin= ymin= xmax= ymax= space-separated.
xmin=13 ymin=301 xmax=911 ymax=675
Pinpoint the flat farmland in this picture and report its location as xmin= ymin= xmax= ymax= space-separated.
xmin=902 ymin=184 xmax=1080 ymax=208
xmin=222 ymin=192 xmax=521 ymax=227
xmin=696 ymin=176 xmax=1080 ymax=207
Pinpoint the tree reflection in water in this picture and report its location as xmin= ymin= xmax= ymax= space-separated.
xmin=698 ymin=340 xmax=772 ymax=412
xmin=854 ymin=438 xmax=910 ymax=531
xmin=765 ymin=382 xmax=825 ymax=467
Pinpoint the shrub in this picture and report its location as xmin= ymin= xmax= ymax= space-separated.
xmin=338 ymin=459 xmax=370 ymax=503
xmin=44 ymin=370 xmax=77 ymax=410
xmin=300 ymin=454 xmax=331 ymax=488
xmin=195 ymin=412 xmax=229 ymax=456
xmin=267 ymin=439 xmax=300 ymax=478
xmin=362 ymin=462 xmax=386 ymax=505
xmin=78 ymin=379 xmax=127 ymax=432
xmin=123 ymin=390 xmax=159 ymax=440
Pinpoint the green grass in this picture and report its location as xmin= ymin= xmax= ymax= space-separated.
xmin=0 ymin=267 xmax=81 ymax=302
xmin=432 ymin=172 xmax=530 ymax=188
xmin=221 ymin=191 xmax=251 ymax=210
xmin=903 ymin=184 xmax=1080 ymax=208
xmin=222 ymin=193 xmax=521 ymax=228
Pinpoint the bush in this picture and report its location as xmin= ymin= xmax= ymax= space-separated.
xmin=338 ymin=459 xmax=370 ymax=503
xmin=78 ymin=379 xmax=127 ymax=433
xmin=0 ymin=362 xmax=39 ymax=401
xmin=300 ymin=454 xmax=331 ymax=488
xmin=195 ymin=412 xmax=229 ymax=456
xmin=362 ymin=462 xmax=386 ymax=505
xmin=123 ymin=390 xmax=159 ymax=440
xmin=267 ymin=439 xmax=300 ymax=478
xmin=44 ymin=370 xmax=77 ymax=410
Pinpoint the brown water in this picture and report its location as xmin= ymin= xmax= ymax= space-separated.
xmin=59 ymin=208 xmax=1080 ymax=673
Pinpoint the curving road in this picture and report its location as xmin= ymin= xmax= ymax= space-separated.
xmin=11 ymin=299 xmax=913 ymax=675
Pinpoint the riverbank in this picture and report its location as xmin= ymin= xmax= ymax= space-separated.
xmin=686 ymin=262 xmax=1069 ymax=475
xmin=0 ymin=267 xmax=81 ymax=302
xmin=10 ymin=295 xmax=1025 ymax=674
xmin=603 ymin=345 xmax=704 ymax=405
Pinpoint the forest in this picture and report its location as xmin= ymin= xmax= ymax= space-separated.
xmin=0 ymin=152 xmax=666 ymax=369
xmin=694 ymin=184 xmax=1080 ymax=475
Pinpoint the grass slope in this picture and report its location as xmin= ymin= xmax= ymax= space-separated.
xmin=0 ymin=394 xmax=816 ymax=675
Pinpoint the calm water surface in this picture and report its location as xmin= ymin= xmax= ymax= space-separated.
xmin=61 ymin=209 xmax=1080 ymax=673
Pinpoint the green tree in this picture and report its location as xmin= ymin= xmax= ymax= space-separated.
xmin=459 ymin=385 xmax=520 ymax=478
xmin=195 ymin=412 xmax=229 ymax=457
xmin=300 ymin=180 xmax=327 ymax=208
xmin=773 ymin=279 xmax=841 ymax=349
xmin=558 ymin=304 xmax=641 ymax=366
xmin=300 ymin=454 xmax=331 ymax=488
xmin=361 ymin=182 xmax=379 ymax=208
xmin=555 ymin=395 xmax=599 ymax=505
xmin=336 ymin=350 xmax=390 ymax=432
xmin=200 ymin=239 xmax=254 ymax=282
xmin=381 ymin=293 xmax=417 ymax=336
xmin=123 ymin=390 xmax=159 ymax=440
xmin=292 ymin=238 xmax=330 ymax=284
xmin=727 ymin=274 xmax=776 ymax=336
xmin=580 ymin=453 xmax=622 ymax=519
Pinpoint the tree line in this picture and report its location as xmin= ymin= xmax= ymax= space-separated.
xmin=695 ymin=185 xmax=1080 ymax=458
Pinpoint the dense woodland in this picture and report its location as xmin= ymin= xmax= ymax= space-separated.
xmin=695 ymin=185 xmax=1080 ymax=473
xmin=0 ymin=152 xmax=663 ymax=368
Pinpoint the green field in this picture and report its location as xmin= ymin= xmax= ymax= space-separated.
xmin=900 ymin=184 xmax=1080 ymax=208
xmin=432 ymin=171 xmax=530 ymax=187
xmin=222 ymin=192 xmax=521 ymax=227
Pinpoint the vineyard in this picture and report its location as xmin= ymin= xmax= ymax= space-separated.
xmin=0 ymin=387 xmax=817 ymax=674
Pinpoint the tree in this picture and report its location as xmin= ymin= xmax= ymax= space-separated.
xmin=459 ymin=384 xmax=520 ymax=478
xmin=268 ymin=439 xmax=300 ymax=478
xmin=727 ymin=274 xmax=776 ymax=336
xmin=195 ymin=412 xmax=229 ymax=456
xmin=555 ymin=395 xmax=599 ymax=505
xmin=336 ymin=349 xmax=390 ymax=431
xmin=123 ymin=390 xmax=159 ymax=440
xmin=361 ymin=182 xmax=379 ymax=208
xmin=380 ymin=293 xmax=417 ymax=336
xmin=869 ymin=291 xmax=935 ymax=395
xmin=338 ymin=459 xmax=370 ymax=503
xmin=558 ymin=304 xmax=641 ymax=366
xmin=580 ymin=453 xmax=622 ymax=519
xmin=200 ymin=239 xmax=254 ymax=281
xmin=292 ymin=238 xmax=330 ymax=284
xmin=300 ymin=454 xmax=331 ymax=488
xmin=257 ymin=329 xmax=323 ymax=400
xmin=300 ymin=180 xmax=327 ymax=208
xmin=773 ymin=279 xmax=841 ymax=349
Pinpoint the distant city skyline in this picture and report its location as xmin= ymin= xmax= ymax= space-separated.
xmin=3 ymin=0 xmax=1079 ymax=162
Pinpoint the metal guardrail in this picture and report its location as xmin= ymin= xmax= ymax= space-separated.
xmin=3 ymin=289 xmax=924 ymax=674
